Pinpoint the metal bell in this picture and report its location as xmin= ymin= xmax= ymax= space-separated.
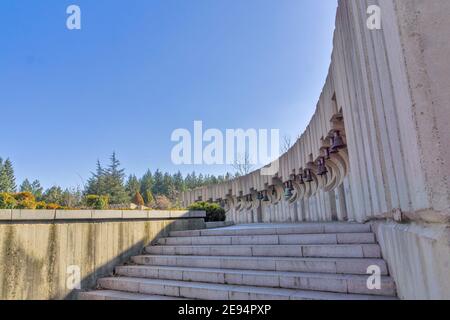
xmin=284 ymin=186 xmax=293 ymax=199
xmin=304 ymin=169 xmax=313 ymax=183
xmin=317 ymin=158 xmax=328 ymax=176
xmin=325 ymin=147 xmax=331 ymax=160
xmin=330 ymin=131 xmax=346 ymax=153
xmin=263 ymin=191 xmax=270 ymax=202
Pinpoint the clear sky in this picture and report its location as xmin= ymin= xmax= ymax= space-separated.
xmin=0 ymin=0 xmax=337 ymax=189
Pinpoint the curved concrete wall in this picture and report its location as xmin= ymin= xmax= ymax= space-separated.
xmin=181 ymin=0 xmax=450 ymax=226
xmin=180 ymin=0 xmax=450 ymax=299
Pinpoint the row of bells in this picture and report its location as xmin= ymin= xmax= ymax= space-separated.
xmin=219 ymin=131 xmax=346 ymax=205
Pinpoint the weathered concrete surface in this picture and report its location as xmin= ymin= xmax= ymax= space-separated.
xmin=375 ymin=221 xmax=450 ymax=300
xmin=180 ymin=0 xmax=450 ymax=226
xmin=82 ymin=223 xmax=398 ymax=300
xmin=177 ymin=0 xmax=450 ymax=299
xmin=0 ymin=218 xmax=205 ymax=300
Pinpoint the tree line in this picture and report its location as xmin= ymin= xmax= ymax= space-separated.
xmin=0 ymin=153 xmax=235 ymax=209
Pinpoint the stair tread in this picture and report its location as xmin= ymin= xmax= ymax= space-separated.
xmin=158 ymin=233 xmax=376 ymax=245
xmin=134 ymin=254 xmax=385 ymax=262
xmin=99 ymin=277 xmax=396 ymax=300
xmin=169 ymin=223 xmax=372 ymax=238
xmin=117 ymin=264 xmax=394 ymax=281
xmin=78 ymin=290 xmax=187 ymax=300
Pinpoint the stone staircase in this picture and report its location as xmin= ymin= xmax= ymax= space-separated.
xmin=79 ymin=223 xmax=397 ymax=300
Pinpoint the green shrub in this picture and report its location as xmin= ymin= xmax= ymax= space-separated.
xmin=0 ymin=193 xmax=17 ymax=209
xmin=86 ymin=195 xmax=109 ymax=210
xmin=188 ymin=201 xmax=226 ymax=222
xmin=35 ymin=201 xmax=47 ymax=209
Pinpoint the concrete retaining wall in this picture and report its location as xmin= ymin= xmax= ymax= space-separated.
xmin=0 ymin=210 xmax=205 ymax=300
xmin=375 ymin=221 xmax=450 ymax=300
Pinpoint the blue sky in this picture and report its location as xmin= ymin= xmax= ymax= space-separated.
xmin=0 ymin=0 xmax=337 ymax=189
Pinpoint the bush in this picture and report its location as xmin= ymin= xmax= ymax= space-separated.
xmin=36 ymin=201 xmax=47 ymax=209
xmin=132 ymin=192 xmax=145 ymax=206
xmin=154 ymin=195 xmax=172 ymax=210
xmin=86 ymin=195 xmax=109 ymax=210
xmin=188 ymin=201 xmax=226 ymax=222
xmin=14 ymin=192 xmax=37 ymax=209
xmin=0 ymin=193 xmax=17 ymax=209
xmin=46 ymin=203 xmax=61 ymax=210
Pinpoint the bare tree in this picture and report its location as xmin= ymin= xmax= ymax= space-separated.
xmin=281 ymin=135 xmax=293 ymax=153
xmin=232 ymin=153 xmax=254 ymax=177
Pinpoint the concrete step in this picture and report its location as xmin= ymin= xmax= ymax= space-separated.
xmin=115 ymin=265 xmax=396 ymax=296
xmin=98 ymin=277 xmax=396 ymax=300
xmin=169 ymin=223 xmax=372 ymax=238
xmin=78 ymin=290 xmax=186 ymax=300
xmin=158 ymin=233 xmax=376 ymax=246
xmin=131 ymin=255 xmax=388 ymax=275
xmin=145 ymin=244 xmax=381 ymax=258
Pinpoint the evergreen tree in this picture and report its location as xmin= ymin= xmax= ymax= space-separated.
xmin=0 ymin=158 xmax=16 ymax=192
xmin=140 ymin=170 xmax=153 ymax=204
xmin=145 ymin=190 xmax=155 ymax=208
xmin=20 ymin=179 xmax=33 ymax=193
xmin=103 ymin=152 xmax=128 ymax=205
xmin=173 ymin=171 xmax=185 ymax=193
xmin=31 ymin=180 xmax=44 ymax=200
xmin=125 ymin=175 xmax=140 ymax=199
xmin=42 ymin=186 xmax=64 ymax=204
xmin=85 ymin=160 xmax=106 ymax=195
xmin=152 ymin=170 xmax=165 ymax=195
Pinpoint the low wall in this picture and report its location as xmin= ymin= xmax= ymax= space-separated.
xmin=0 ymin=209 xmax=205 ymax=300
xmin=375 ymin=221 xmax=450 ymax=300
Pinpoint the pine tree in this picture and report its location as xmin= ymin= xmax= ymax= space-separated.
xmin=126 ymin=175 xmax=140 ymax=199
xmin=0 ymin=158 xmax=16 ymax=193
xmin=20 ymin=179 xmax=33 ymax=192
xmin=173 ymin=171 xmax=185 ymax=193
xmin=140 ymin=170 xmax=153 ymax=204
xmin=152 ymin=170 xmax=165 ymax=195
xmin=85 ymin=160 xmax=106 ymax=195
xmin=31 ymin=180 xmax=44 ymax=200
xmin=103 ymin=152 xmax=128 ymax=205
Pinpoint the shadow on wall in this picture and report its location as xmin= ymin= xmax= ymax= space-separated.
xmin=0 ymin=212 xmax=205 ymax=300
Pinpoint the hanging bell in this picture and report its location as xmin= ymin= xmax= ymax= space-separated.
xmin=263 ymin=190 xmax=270 ymax=202
xmin=284 ymin=182 xmax=293 ymax=199
xmin=297 ymin=174 xmax=305 ymax=185
xmin=305 ymin=169 xmax=313 ymax=183
xmin=325 ymin=147 xmax=331 ymax=160
xmin=330 ymin=131 xmax=346 ymax=154
xmin=317 ymin=158 xmax=328 ymax=176
xmin=257 ymin=192 xmax=263 ymax=201
xmin=272 ymin=186 xmax=276 ymax=196
xmin=289 ymin=180 xmax=295 ymax=192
